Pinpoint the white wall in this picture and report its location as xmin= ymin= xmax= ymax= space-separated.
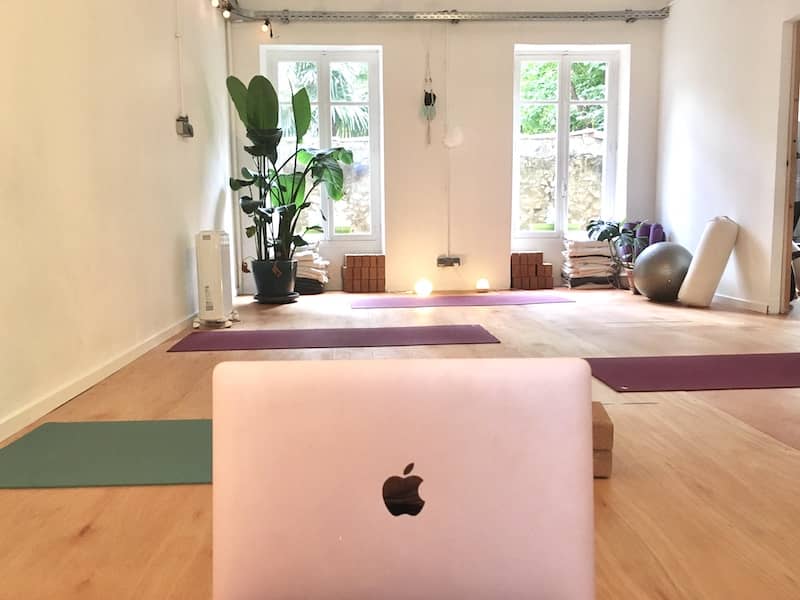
xmin=0 ymin=2 xmax=231 ymax=441
xmin=657 ymin=0 xmax=800 ymax=313
xmin=231 ymin=1 xmax=664 ymax=292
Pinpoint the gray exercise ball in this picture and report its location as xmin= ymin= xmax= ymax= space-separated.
xmin=633 ymin=242 xmax=693 ymax=302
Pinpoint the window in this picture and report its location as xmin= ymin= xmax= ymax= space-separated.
xmin=513 ymin=48 xmax=619 ymax=237
xmin=261 ymin=46 xmax=383 ymax=242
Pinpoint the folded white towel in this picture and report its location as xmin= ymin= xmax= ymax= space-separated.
xmin=561 ymin=252 xmax=615 ymax=268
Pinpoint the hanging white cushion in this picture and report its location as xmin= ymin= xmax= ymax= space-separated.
xmin=678 ymin=216 xmax=739 ymax=307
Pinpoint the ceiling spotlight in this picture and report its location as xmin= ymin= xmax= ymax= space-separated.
xmin=210 ymin=0 xmax=219 ymax=7
xmin=262 ymin=19 xmax=274 ymax=38
xmin=222 ymin=8 xmax=231 ymax=18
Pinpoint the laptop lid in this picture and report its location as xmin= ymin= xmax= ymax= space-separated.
xmin=213 ymin=358 xmax=594 ymax=599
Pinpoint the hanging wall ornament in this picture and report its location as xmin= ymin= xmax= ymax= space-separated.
xmin=422 ymin=52 xmax=437 ymax=145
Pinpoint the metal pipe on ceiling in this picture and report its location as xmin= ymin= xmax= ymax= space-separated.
xmin=225 ymin=4 xmax=670 ymax=25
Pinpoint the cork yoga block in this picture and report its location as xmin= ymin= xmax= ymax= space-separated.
xmin=593 ymin=450 xmax=613 ymax=479
xmin=510 ymin=254 xmax=554 ymax=290
xmin=342 ymin=255 xmax=386 ymax=293
xmin=592 ymin=402 xmax=614 ymax=451
xmin=592 ymin=402 xmax=614 ymax=478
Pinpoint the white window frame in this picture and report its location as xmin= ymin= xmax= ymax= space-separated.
xmin=260 ymin=45 xmax=384 ymax=244
xmin=512 ymin=47 xmax=620 ymax=239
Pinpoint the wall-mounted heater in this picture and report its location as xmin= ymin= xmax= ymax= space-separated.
xmin=193 ymin=231 xmax=239 ymax=329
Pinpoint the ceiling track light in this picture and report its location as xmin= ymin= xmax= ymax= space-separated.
xmin=210 ymin=0 xmax=219 ymax=7
xmin=262 ymin=19 xmax=274 ymax=38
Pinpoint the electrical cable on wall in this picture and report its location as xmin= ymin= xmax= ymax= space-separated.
xmin=422 ymin=51 xmax=437 ymax=146
xmin=444 ymin=24 xmax=451 ymax=259
xmin=175 ymin=0 xmax=194 ymax=137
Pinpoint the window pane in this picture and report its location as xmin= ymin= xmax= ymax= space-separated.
xmin=330 ymin=62 xmax=369 ymax=102
xmin=520 ymin=104 xmax=557 ymax=135
xmin=276 ymin=103 xmax=321 ymax=239
xmin=278 ymin=104 xmax=320 ymax=146
xmin=277 ymin=61 xmax=318 ymax=102
xmin=570 ymin=104 xmax=605 ymax=133
xmin=520 ymin=61 xmax=559 ymax=102
xmin=570 ymin=61 xmax=607 ymax=102
xmin=518 ymin=105 xmax=557 ymax=232
xmin=294 ymin=188 xmax=324 ymax=243
xmin=568 ymin=104 xmax=606 ymax=230
xmin=331 ymin=104 xmax=371 ymax=235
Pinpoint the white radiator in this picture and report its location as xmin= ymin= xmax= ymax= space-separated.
xmin=194 ymin=231 xmax=238 ymax=328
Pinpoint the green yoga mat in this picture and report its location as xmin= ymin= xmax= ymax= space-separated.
xmin=0 ymin=420 xmax=211 ymax=489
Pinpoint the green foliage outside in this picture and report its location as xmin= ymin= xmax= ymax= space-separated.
xmin=282 ymin=61 xmax=370 ymax=139
xmin=520 ymin=61 xmax=607 ymax=135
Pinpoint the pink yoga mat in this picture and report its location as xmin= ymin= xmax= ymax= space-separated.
xmin=168 ymin=325 xmax=500 ymax=352
xmin=587 ymin=353 xmax=800 ymax=392
xmin=351 ymin=292 xmax=573 ymax=309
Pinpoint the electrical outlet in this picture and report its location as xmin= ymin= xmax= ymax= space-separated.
xmin=437 ymin=256 xmax=462 ymax=268
xmin=176 ymin=115 xmax=194 ymax=138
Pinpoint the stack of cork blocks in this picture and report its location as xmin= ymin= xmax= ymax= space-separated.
xmin=510 ymin=252 xmax=554 ymax=290
xmin=592 ymin=402 xmax=614 ymax=479
xmin=342 ymin=254 xmax=386 ymax=293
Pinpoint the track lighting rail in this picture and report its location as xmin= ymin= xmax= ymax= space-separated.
xmin=219 ymin=3 xmax=670 ymax=25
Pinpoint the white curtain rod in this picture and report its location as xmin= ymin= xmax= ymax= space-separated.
xmin=226 ymin=5 xmax=670 ymax=24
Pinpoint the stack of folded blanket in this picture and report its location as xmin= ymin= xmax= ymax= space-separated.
xmin=294 ymin=247 xmax=330 ymax=295
xmin=561 ymin=240 xmax=616 ymax=289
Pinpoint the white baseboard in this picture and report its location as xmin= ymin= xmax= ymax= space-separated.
xmin=0 ymin=314 xmax=195 ymax=444
xmin=713 ymin=294 xmax=770 ymax=314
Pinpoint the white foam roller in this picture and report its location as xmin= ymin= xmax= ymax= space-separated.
xmin=678 ymin=216 xmax=739 ymax=307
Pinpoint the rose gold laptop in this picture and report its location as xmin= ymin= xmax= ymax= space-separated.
xmin=213 ymin=358 xmax=594 ymax=599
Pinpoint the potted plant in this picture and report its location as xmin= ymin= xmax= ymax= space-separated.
xmin=226 ymin=75 xmax=353 ymax=303
xmin=586 ymin=220 xmax=649 ymax=293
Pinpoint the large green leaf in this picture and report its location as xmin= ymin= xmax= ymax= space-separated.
xmin=312 ymin=157 xmax=345 ymax=200
xmin=226 ymin=76 xmax=249 ymax=127
xmin=246 ymin=76 xmax=279 ymax=130
xmin=328 ymin=147 xmax=354 ymax=165
xmin=245 ymin=145 xmax=279 ymax=164
xmin=290 ymin=173 xmax=307 ymax=207
xmin=292 ymin=88 xmax=312 ymax=143
xmin=246 ymin=127 xmax=283 ymax=147
xmin=297 ymin=149 xmax=314 ymax=166
xmin=239 ymin=196 xmax=260 ymax=215
xmin=230 ymin=177 xmax=255 ymax=191
xmin=244 ymin=128 xmax=282 ymax=162
xmin=270 ymin=173 xmax=306 ymax=207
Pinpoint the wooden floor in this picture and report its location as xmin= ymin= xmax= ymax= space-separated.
xmin=2 ymin=290 xmax=800 ymax=599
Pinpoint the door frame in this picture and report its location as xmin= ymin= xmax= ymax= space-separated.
xmin=780 ymin=22 xmax=800 ymax=314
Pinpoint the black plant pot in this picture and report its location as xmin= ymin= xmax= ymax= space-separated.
xmin=252 ymin=260 xmax=298 ymax=304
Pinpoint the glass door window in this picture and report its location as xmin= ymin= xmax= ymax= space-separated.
xmin=513 ymin=51 xmax=618 ymax=237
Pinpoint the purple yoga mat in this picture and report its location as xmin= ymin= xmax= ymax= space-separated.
xmin=351 ymin=293 xmax=574 ymax=310
xmin=168 ymin=324 xmax=500 ymax=352
xmin=587 ymin=353 xmax=800 ymax=392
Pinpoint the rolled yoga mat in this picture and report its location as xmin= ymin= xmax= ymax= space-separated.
xmin=0 ymin=420 xmax=211 ymax=489
xmin=649 ymin=223 xmax=665 ymax=245
xmin=351 ymin=292 xmax=573 ymax=310
xmin=678 ymin=216 xmax=739 ymax=307
xmin=169 ymin=324 xmax=500 ymax=352
xmin=586 ymin=353 xmax=800 ymax=393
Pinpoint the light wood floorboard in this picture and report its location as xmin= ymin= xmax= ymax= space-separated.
xmin=1 ymin=290 xmax=799 ymax=599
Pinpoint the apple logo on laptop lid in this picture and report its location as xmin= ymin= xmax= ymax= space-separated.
xmin=382 ymin=463 xmax=425 ymax=517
